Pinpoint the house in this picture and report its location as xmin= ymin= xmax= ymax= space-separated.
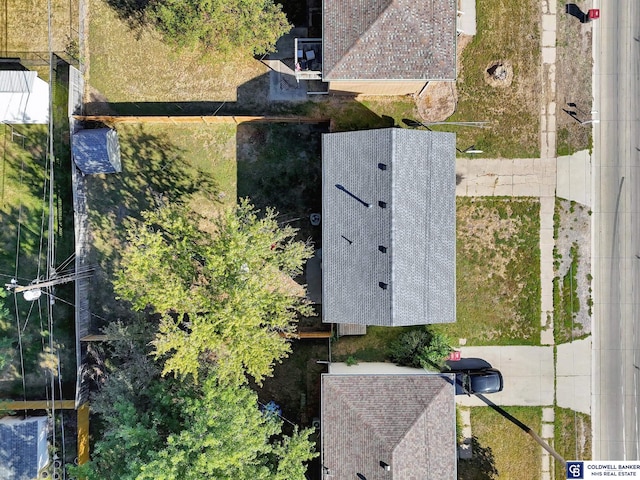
xmin=0 ymin=416 xmax=49 ymax=480
xmin=295 ymin=0 xmax=457 ymax=95
xmin=71 ymin=128 xmax=122 ymax=174
xmin=0 ymin=70 xmax=50 ymax=124
xmin=322 ymin=128 xmax=456 ymax=327
xmin=321 ymin=370 xmax=457 ymax=479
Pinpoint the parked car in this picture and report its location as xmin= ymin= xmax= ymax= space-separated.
xmin=454 ymin=368 xmax=503 ymax=395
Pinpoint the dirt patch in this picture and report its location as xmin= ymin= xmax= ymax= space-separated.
xmin=554 ymin=199 xmax=592 ymax=342
xmin=84 ymin=86 xmax=117 ymax=115
xmin=555 ymin=2 xmax=593 ymax=155
xmin=416 ymin=34 xmax=473 ymax=122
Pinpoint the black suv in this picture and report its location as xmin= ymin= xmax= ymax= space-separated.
xmin=454 ymin=368 xmax=504 ymax=395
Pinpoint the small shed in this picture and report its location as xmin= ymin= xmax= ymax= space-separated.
xmin=0 ymin=70 xmax=50 ymax=124
xmin=0 ymin=416 xmax=49 ymax=480
xmin=72 ymin=128 xmax=122 ymax=174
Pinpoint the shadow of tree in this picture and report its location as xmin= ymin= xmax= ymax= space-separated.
xmin=83 ymin=124 xmax=218 ymax=323
xmin=105 ymin=0 xmax=150 ymax=29
xmin=458 ymin=436 xmax=499 ymax=480
xmin=236 ymin=122 xmax=327 ymax=244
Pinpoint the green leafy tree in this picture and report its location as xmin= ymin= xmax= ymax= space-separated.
xmin=114 ymin=200 xmax=313 ymax=384
xmin=137 ymin=376 xmax=317 ymax=480
xmin=149 ymin=0 xmax=291 ymax=55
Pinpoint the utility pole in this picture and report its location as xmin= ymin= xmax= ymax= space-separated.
xmin=476 ymin=393 xmax=566 ymax=468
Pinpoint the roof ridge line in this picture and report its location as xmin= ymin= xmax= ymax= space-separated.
xmin=327 ymin=0 xmax=396 ymax=77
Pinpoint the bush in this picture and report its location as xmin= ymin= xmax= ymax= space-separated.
xmin=150 ymin=0 xmax=292 ymax=56
xmin=389 ymin=328 xmax=452 ymax=371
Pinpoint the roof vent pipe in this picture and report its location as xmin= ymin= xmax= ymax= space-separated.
xmin=380 ymin=461 xmax=391 ymax=471
xmin=379 ymin=282 xmax=388 ymax=290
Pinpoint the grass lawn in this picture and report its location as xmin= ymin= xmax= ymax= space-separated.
xmin=444 ymin=0 xmax=541 ymax=158
xmin=88 ymin=0 xmax=267 ymax=105
xmin=332 ymin=197 xmax=542 ymax=361
xmin=435 ymin=197 xmax=541 ymax=346
xmin=554 ymin=407 xmax=591 ymax=479
xmin=237 ymin=122 xmax=327 ymax=244
xmin=84 ymin=122 xmax=236 ymax=324
xmin=0 ymin=0 xmax=78 ymax=55
xmin=459 ymin=406 xmax=542 ymax=479
xmin=331 ymin=326 xmax=424 ymax=363
xmin=0 ymin=60 xmax=76 ymax=397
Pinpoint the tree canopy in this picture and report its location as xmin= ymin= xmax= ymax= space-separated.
xmin=114 ymin=200 xmax=313 ymax=384
xmin=73 ymin=323 xmax=317 ymax=480
xmin=149 ymin=0 xmax=291 ymax=55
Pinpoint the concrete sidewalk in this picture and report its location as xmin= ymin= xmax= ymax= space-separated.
xmin=456 ymin=157 xmax=556 ymax=197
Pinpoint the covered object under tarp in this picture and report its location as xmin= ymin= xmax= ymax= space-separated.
xmin=72 ymin=128 xmax=122 ymax=174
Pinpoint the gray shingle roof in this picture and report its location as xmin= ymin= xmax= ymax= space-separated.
xmin=0 ymin=417 xmax=49 ymax=480
xmin=322 ymin=128 xmax=456 ymax=326
xmin=72 ymin=128 xmax=122 ymax=174
xmin=321 ymin=374 xmax=456 ymax=480
xmin=322 ymin=0 xmax=457 ymax=81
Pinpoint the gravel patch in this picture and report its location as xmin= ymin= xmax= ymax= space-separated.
xmin=554 ymin=199 xmax=592 ymax=342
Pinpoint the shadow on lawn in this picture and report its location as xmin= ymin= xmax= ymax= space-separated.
xmin=458 ymin=436 xmax=499 ymax=480
xmin=83 ymin=124 xmax=218 ymax=323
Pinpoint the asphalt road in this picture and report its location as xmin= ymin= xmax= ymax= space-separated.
xmin=592 ymin=0 xmax=640 ymax=460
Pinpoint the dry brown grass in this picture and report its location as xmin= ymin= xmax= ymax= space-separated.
xmin=88 ymin=0 xmax=268 ymax=103
xmin=442 ymin=0 xmax=542 ymax=158
xmin=460 ymin=407 xmax=542 ymax=479
xmin=0 ymin=0 xmax=79 ymax=53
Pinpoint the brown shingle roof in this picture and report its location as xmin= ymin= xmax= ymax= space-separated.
xmin=321 ymin=374 xmax=456 ymax=480
xmin=322 ymin=0 xmax=457 ymax=81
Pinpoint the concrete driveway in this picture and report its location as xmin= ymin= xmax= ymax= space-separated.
xmin=454 ymin=346 xmax=554 ymax=407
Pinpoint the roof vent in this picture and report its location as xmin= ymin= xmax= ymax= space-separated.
xmin=378 ymin=245 xmax=387 ymax=253
xmin=380 ymin=461 xmax=391 ymax=471
xmin=379 ymin=282 xmax=388 ymax=290
xmin=378 ymin=200 xmax=387 ymax=208
xmin=378 ymin=163 xmax=387 ymax=170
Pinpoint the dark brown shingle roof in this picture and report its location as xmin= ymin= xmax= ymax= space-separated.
xmin=322 ymin=0 xmax=457 ymax=81
xmin=321 ymin=374 xmax=456 ymax=480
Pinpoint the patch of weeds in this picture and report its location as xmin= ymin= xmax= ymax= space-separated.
xmin=554 ymin=408 xmax=591 ymax=479
xmin=555 ymin=242 xmax=581 ymax=343
xmin=345 ymin=356 xmax=358 ymax=366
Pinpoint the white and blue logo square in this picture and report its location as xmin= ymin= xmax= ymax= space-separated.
xmin=566 ymin=462 xmax=584 ymax=479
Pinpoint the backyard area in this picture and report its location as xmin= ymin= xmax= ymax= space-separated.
xmin=83 ymin=122 xmax=236 ymax=326
xmin=0 ymin=0 xmax=79 ymax=54
xmin=0 ymin=58 xmax=77 ymax=399
xmin=86 ymin=0 xmax=545 ymax=160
